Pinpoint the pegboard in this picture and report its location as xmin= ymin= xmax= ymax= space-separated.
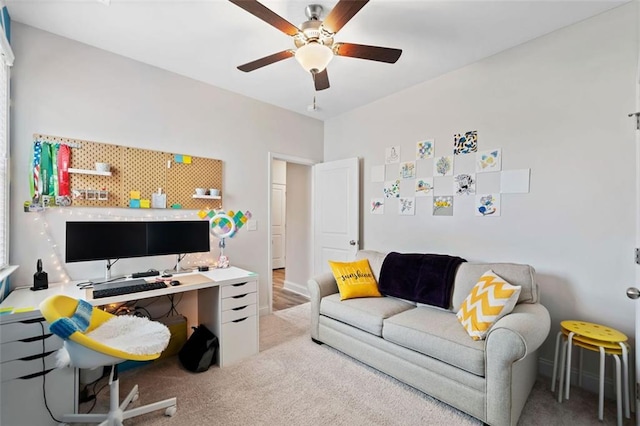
xmin=121 ymin=147 xmax=171 ymax=207
xmin=33 ymin=134 xmax=223 ymax=210
xmin=166 ymin=156 xmax=223 ymax=210
xmin=34 ymin=134 xmax=124 ymax=207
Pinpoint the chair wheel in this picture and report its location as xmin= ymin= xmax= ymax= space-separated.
xmin=165 ymin=406 xmax=177 ymax=417
xmin=131 ymin=392 xmax=139 ymax=403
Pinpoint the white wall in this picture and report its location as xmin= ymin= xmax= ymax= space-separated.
xmin=284 ymin=162 xmax=312 ymax=295
xmin=325 ymin=2 xmax=638 ymax=374
xmin=9 ymin=23 xmax=324 ymax=314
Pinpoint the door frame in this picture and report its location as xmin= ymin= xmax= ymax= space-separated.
xmin=267 ymin=152 xmax=317 ymax=315
xmin=634 ymin=2 xmax=640 ymax=419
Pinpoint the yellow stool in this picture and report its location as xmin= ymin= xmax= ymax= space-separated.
xmin=551 ymin=320 xmax=630 ymax=426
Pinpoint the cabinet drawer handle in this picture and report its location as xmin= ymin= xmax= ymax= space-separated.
xmin=232 ymin=317 xmax=248 ymax=323
xmin=22 ymin=350 xmax=56 ymax=361
xmin=21 ymin=317 xmax=46 ymax=324
xmin=20 ymin=333 xmax=53 ymax=343
xmin=232 ymin=305 xmax=248 ymax=311
xmin=232 ymin=293 xmax=249 ymax=299
xmin=18 ymin=368 xmax=55 ymax=380
xmin=232 ymin=282 xmax=248 ymax=287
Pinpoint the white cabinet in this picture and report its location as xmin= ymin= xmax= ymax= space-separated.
xmin=0 ymin=316 xmax=77 ymax=426
xmin=218 ymin=280 xmax=258 ymax=367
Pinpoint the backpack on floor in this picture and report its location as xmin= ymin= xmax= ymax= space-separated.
xmin=178 ymin=324 xmax=219 ymax=372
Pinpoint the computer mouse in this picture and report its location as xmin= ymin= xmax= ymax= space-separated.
xmin=170 ymin=280 xmax=181 ymax=286
xmin=162 ymin=273 xmax=173 ymax=278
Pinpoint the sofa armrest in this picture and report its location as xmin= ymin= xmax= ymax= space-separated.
xmin=485 ymin=302 xmax=550 ymax=426
xmin=487 ymin=302 xmax=550 ymax=358
xmin=307 ymin=272 xmax=339 ymax=340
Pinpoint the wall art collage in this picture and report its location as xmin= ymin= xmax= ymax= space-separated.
xmin=370 ymin=131 xmax=530 ymax=217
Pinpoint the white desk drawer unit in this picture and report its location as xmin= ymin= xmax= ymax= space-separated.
xmin=221 ymin=291 xmax=257 ymax=311
xmin=221 ymin=303 xmax=256 ymax=323
xmin=0 ymin=316 xmax=77 ymax=426
xmin=221 ymin=280 xmax=257 ymax=298
xmin=1 ymin=350 xmax=60 ymax=382
xmin=219 ymin=279 xmax=258 ymax=366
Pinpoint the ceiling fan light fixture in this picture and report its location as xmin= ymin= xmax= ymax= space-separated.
xmin=295 ymin=42 xmax=333 ymax=73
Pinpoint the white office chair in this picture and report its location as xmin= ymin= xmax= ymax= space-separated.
xmin=40 ymin=295 xmax=177 ymax=426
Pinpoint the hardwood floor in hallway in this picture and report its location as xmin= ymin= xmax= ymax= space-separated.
xmin=272 ymin=268 xmax=308 ymax=311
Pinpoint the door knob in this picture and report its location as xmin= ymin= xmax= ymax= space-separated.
xmin=349 ymin=240 xmax=357 ymax=246
xmin=627 ymin=287 xmax=640 ymax=300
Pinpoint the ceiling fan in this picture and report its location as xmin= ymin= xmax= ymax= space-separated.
xmin=229 ymin=0 xmax=402 ymax=91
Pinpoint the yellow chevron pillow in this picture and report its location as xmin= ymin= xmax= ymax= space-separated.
xmin=456 ymin=270 xmax=521 ymax=340
xmin=329 ymin=259 xmax=382 ymax=301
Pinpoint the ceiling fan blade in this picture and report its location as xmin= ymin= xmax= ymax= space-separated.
xmin=334 ymin=42 xmax=402 ymax=64
xmin=313 ymin=69 xmax=330 ymax=91
xmin=322 ymin=0 xmax=369 ymax=34
xmin=229 ymin=0 xmax=300 ymax=36
xmin=237 ymin=50 xmax=295 ymax=72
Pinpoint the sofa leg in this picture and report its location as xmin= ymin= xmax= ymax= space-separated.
xmin=311 ymin=338 xmax=323 ymax=345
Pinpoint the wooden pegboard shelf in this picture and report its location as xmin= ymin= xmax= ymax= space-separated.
xmin=192 ymin=195 xmax=222 ymax=200
xmin=68 ymin=168 xmax=112 ymax=176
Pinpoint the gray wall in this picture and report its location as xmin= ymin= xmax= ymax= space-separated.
xmin=324 ymin=3 xmax=638 ymax=374
xmin=9 ymin=23 xmax=324 ymax=314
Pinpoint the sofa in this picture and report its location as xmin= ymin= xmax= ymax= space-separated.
xmin=308 ymin=250 xmax=550 ymax=426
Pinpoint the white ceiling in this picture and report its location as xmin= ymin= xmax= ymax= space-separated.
xmin=6 ymin=0 xmax=627 ymax=121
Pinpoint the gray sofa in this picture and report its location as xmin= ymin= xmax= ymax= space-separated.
xmin=308 ymin=250 xmax=550 ymax=426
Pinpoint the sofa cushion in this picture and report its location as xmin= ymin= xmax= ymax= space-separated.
xmin=320 ymin=294 xmax=415 ymax=337
xmin=457 ymin=270 xmax=521 ymax=340
xmin=383 ymin=306 xmax=486 ymax=376
xmin=328 ymin=258 xmax=382 ymax=300
xmin=451 ymin=263 xmax=537 ymax=310
xmin=355 ymin=250 xmax=387 ymax=282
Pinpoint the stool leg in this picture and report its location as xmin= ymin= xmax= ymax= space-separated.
xmin=620 ymin=342 xmax=630 ymax=419
xmin=565 ymin=332 xmax=575 ymax=401
xmin=613 ymin=354 xmax=622 ymax=426
xmin=551 ymin=331 xmax=562 ymax=392
xmin=578 ymin=346 xmax=584 ymax=387
xmin=558 ymin=336 xmax=567 ymax=403
xmin=599 ymin=346 xmax=605 ymax=421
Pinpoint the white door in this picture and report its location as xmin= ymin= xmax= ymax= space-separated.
xmin=628 ymin=24 xmax=640 ymax=423
xmin=631 ymin=116 xmax=640 ymax=423
xmin=271 ymin=183 xmax=286 ymax=269
xmin=313 ymin=157 xmax=359 ymax=275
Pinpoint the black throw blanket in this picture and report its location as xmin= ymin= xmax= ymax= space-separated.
xmin=378 ymin=252 xmax=466 ymax=309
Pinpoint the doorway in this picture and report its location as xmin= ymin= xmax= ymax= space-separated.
xmin=268 ymin=154 xmax=315 ymax=313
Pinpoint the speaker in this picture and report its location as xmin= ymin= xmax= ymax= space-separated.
xmin=31 ymin=259 xmax=48 ymax=291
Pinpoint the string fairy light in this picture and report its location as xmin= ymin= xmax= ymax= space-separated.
xmin=36 ymin=210 xmax=71 ymax=283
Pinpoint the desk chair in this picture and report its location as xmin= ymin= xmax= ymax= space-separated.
xmin=40 ymin=295 xmax=177 ymax=426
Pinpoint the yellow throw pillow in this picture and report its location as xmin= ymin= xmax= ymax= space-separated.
xmin=329 ymin=259 xmax=382 ymax=301
xmin=456 ymin=270 xmax=521 ymax=340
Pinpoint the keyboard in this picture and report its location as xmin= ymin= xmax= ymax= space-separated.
xmin=92 ymin=278 xmax=168 ymax=299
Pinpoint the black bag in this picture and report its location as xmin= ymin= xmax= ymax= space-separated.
xmin=178 ymin=324 xmax=219 ymax=372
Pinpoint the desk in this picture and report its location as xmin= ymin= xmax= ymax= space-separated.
xmin=0 ymin=266 xmax=259 ymax=426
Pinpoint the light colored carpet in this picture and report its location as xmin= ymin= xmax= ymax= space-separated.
xmin=82 ymin=303 xmax=635 ymax=425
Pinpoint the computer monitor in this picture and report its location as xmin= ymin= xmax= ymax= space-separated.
xmin=146 ymin=220 xmax=210 ymax=256
xmin=66 ymin=220 xmax=211 ymax=279
xmin=65 ymin=221 xmax=148 ymax=263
